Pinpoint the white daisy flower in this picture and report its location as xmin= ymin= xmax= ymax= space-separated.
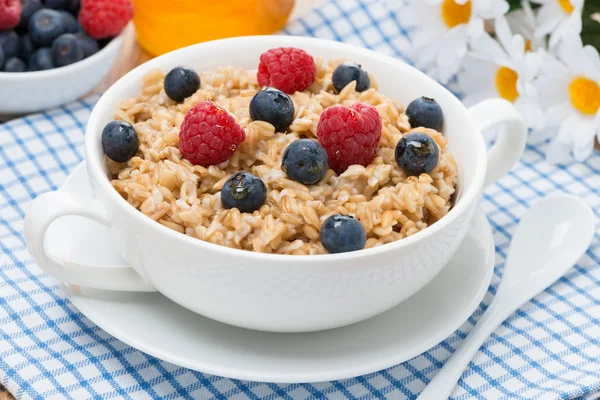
xmin=530 ymin=0 xmax=583 ymax=48
xmin=458 ymin=16 xmax=544 ymax=130
xmin=504 ymin=1 xmax=546 ymax=51
xmin=398 ymin=0 xmax=509 ymax=83
xmin=535 ymin=35 xmax=600 ymax=162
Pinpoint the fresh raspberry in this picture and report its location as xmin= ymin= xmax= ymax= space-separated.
xmin=179 ymin=101 xmax=246 ymax=167
xmin=0 ymin=0 xmax=21 ymax=31
xmin=317 ymin=102 xmax=382 ymax=174
xmin=78 ymin=0 xmax=133 ymax=40
xmin=257 ymin=47 xmax=316 ymax=94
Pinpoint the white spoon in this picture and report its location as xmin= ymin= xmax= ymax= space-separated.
xmin=417 ymin=194 xmax=595 ymax=400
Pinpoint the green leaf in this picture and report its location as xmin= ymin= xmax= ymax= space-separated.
xmin=507 ymin=0 xmax=522 ymax=12
xmin=582 ymin=2 xmax=600 ymax=50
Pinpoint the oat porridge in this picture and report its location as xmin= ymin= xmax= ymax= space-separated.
xmin=102 ymin=47 xmax=458 ymax=255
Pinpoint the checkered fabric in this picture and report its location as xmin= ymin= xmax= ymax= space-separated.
xmin=1 ymin=0 xmax=600 ymax=399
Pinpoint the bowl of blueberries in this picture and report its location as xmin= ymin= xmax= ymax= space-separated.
xmin=0 ymin=0 xmax=129 ymax=114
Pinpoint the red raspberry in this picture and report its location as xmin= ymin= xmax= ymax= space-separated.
xmin=317 ymin=102 xmax=382 ymax=174
xmin=78 ymin=0 xmax=133 ymax=40
xmin=179 ymin=101 xmax=246 ymax=167
xmin=257 ymin=47 xmax=316 ymax=94
xmin=0 ymin=0 xmax=21 ymax=31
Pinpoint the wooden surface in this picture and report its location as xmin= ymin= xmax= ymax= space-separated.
xmin=0 ymin=387 xmax=12 ymax=400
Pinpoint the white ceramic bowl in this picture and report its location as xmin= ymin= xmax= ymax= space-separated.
xmin=24 ymin=36 xmax=527 ymax=332
xmin=0 ymin=33 xmax=123 ymax=115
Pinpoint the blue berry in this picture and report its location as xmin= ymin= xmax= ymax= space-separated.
xmin=28 ymin=48 xmax=54 ymax=71
xmin=45 ymin=0 xmax=79 ymax=12
xmin=102 ymin=121 xmax=139 ymax=163
xmin=2 ymin=57 xmax=26 ymax=72
xmin=320 ymin=214 xmax=366 ymax=253
xmin=0 ymin=47 xmax=4 ymax=70
xmin=221 ymin=172 xmax=267 ymax=213
xmin=0 ymin=30 xmax=19 ymax=59
xmin=395 ymin=132 xmax=439 ymax=176
xmin=282 ymin=139 xmax=328 ymax=185
xmin=58 ymin=11 xmax=79 ymax=33
xmin=164 ymin=66 xmax=201 ymax=102
xmin=406 ymin=97 xmax=444 ymax=131
xmin=17 ymin=0 xmax=43 ymax=33
xmin=332 ymin=62 xmax=370 ymax=93
xmin=29 ymin=9 xmax=70 ymax=47
xmin=74 ymin=33 xmax=99 ymax=57
xmin=249 ymin=87 xmax=295 ymax=133
xmin=19 ymin=35 xmax=36 ymax=62
xmin=51 ymin=33 xmax=84 ymax=67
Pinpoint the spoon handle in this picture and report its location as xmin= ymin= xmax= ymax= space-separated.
xmin=417 ymin=302 xmax=510 ymax=400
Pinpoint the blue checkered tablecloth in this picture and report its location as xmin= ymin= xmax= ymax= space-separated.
xmin=1 ymin=1 xmax=600 ymax=399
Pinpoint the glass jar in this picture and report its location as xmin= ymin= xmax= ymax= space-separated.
xmin=132 ymin=0 xmax=295 ymax=56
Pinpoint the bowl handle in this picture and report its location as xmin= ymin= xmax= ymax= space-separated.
xmin=24 ymin=191 xmax=156 ymax=292
xmin=468 ymin=99 xmax=527 ymax=187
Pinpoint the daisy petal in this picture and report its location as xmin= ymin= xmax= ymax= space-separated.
xmin=572 ymin=116 xmax=597 ymax=161
xmin=557 ymin=113 xmax=581 ymax=144
xmin=546 ymin=137 xmax=574 ymax=164
xmin=469 ymin=33 xmax=509 ymax=64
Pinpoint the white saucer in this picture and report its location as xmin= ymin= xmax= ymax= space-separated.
xmin=46 ymin=163 xmax=495 ymax=383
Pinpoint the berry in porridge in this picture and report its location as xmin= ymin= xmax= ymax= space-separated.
xmin=221 ymin=172 xmax=267 ymax=213
xmin=317 ymin=102 xmax=382 ymax=174
xmin=105 ymin=46 xmax=458 ymax=255
xmin=405 ymin=96 xmax=444 ymax=131
xmin=282 ymin=139 xmax=328 ymax=185
xmin=257 ymin=47 xmax=316 ymax=94
xmin=332 ymin=62 xmax=370 ymax=93
xmin=249 ymin=87 xmax=295 ymax=133
xmin=178 ymin=100 xmax=246 ymax=167
xmin=102 ymin=120 xmax=138 ymax=163
xmin=320 ymin=214 xmax=367 ymax=254
xmin=395 ymin=132 xmax=440 ymax=177
xmin=164 ymin=66 xmax=201 ymax=103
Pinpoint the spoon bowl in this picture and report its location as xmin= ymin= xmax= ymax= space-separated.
xmin=497 ymin=194 xmax=596 ymax=305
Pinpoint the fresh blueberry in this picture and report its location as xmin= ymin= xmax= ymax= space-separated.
xmin=2 ymin=57 xmax=27 ymax=72
xmin=45 ymin=0 xmax=79 ymax=12
xmin=282 ymin=139 xmax=328 ymax=185
xmin=58 ymin=11 xmax=79 ymax=33
xmin=249 ymin=87 xmax=295 ymax=133
xmin=102 ymin=121 xmax=139 ymax=163
xmin=18 ymin=35 xmax=36 ymax=62
xmin=395 ymin=132 xmax=440 ymax=176
xmin=405 ymin=97 xmax=444 ymax=131
xmin=164 ymin=66 xmax=201 ymax=102
xmin=0 ymin=47 xmax=4 ymax=70
xmin=29 ymin=9 xmax=70 ymax=47
xmin=17 ymin=0 xmax=44 ymax=33
xmin=0 ymin=31 xmax=20 ymax=59
xmin=332 ymin=62 xmax=370 ymax=93
xmin=74 ymin=33 xmax=99 ymax=57
xmin=221 ymin=172 xmax=267 ymax=213
xmin=28 ymin=48 xmax=54 ymax=71
xmin=51 ymin=33 xmax=84 ymax=67
xmin=320 ymin=214 xmax=366 ymax=253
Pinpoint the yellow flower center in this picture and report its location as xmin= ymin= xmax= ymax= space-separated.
xmin=495 ymin=67 xmax=519 ymax=102
xmin=569 ymin=76 xmax=600 ymax=115
xmin=524 ymin=39 xmax=532 ymax=52
xmin=557 ymin=0 xmax=574 ymax=14
xmin=441 ymin=0 xmax=472 ymax=28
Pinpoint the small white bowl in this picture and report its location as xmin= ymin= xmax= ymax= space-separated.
xmin=0 ymin=33 xmax=123 ymax=115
